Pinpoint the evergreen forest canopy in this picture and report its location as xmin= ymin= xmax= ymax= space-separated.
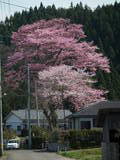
xmin=0 ymin=2 xmax=120 ymax=116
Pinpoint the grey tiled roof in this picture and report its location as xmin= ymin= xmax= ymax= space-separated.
xmin=68 ymin=101 xmax=120 ymax=118
xmin=12 ymin=109 xmax=72 ymax=120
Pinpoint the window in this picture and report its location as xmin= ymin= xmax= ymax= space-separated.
xmin=17 ymin=125 xmax=21 ymax=131
xmin=24 ymin=124 xmax=27 ymax=129
xmin=81 ymin=121 xmax=91 ymax=129
xmin=6 ymin=125 xmax=11 ymax=129
xmin=59 ymin=123 xmax=64 ymax=128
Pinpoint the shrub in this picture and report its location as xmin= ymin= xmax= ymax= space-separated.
xmin=31 ymin=126 xmax=49 ymax=140
xmin=3 ymin=128 xmax=17 ymax=140
xmin=68 ymin=129 xmax=103 ymax=149
xmin=48 ymin=129 xmax=102 ymax=149
xmin=59 ymin=130 xmax=69 ymax=144
xmin=49 ymin=129 xmax=60 ymax=143
xmin=30 ymin=126 xmax=50 ymax=149
xmin=31 ymin=137 xmax=45 ymax=149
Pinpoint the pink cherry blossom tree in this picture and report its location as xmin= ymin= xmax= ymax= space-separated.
xmin=5 ymin=18 xmax=110 ymax=89
xmin=38 ymin=65 xmax=106 ymax=109
xmin=4 ymin=19 xmax=110 ymax=127
xmin=37 ymin=65 xmax=106 ymax=130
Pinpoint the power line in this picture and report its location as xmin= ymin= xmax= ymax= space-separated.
xmin=0 ymin=0 xmax=29 ymax=9
xmin=0 ymin=0 xmax=3 ymax=21
xmin=3 ymin=0 xmax=6 ymax=16
xmin=8 ymin=0 xmax=11 ymax=15
xmin=7 ymin=0 xmax=27 ymax=7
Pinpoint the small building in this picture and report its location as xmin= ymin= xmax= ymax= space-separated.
xmin=97 ymin=104 xmax=120 ymax=160
xmin=5 ymin=109 xmax=71 ymax=135
xmin=68 ymin=101 xmax=120 ymax=130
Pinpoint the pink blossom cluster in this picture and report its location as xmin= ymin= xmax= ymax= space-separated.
xmin=5 ymin=18 xmax=110 ymax=109
xmin=38 ymin=65 xmax=106 ymax=110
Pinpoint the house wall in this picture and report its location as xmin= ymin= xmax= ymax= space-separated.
xmin=5 ymin=114 xmax=70 ymax=135
xmin=5 ymin=114 xmax=24 ymax=135
xmin=69 ymin=117 xmax=94 ymax=130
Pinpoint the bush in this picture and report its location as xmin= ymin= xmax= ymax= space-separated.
xmin=48 ymin=130 xmax=70 ymax=152
xmin=49 ymin=129 xmax=61 ymax=143
xmin=3 ymin=128 xmax=17 ymax=140
xmin=31 ymin=126 xmax=49 ymax=140
xmin=68 ymin=129 xmax=103 ymax=149
xmin=31 ymin=137 xmax=46 ymax=149
xmin=45 ymin=128 xmax=102 ymax=150
xmin=30 ymin=126 xmax=50 ymax=149
xmin=59 ymin=130 xmax=69 ymax=144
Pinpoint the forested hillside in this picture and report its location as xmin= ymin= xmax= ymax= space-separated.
xmin=0 ymin=2 xmax=120 ymax=116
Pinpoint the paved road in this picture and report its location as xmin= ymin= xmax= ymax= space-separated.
xmin=6 ymin=150 xmax=74 ymax=160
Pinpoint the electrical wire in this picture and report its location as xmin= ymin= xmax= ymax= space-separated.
xmin=3 ymin=0 xmax=9 ymax=20
xmin=0 ymin=0 xmax=29 ymax=9
xmin=10 ymin=0 xmax=23 ymax=3
xmin=8 ymin=0 xmax=26 ymax=8
xmin=3 ymin=0 xmax=6 ymax=17
xmin=0 ymin=0 xmax=3 ymax=21
xmin=8 ymin=0 xmax=11 ymax=15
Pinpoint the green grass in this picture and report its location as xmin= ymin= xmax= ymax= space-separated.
xmin=59 ymin=148 xmax=101 ymax=160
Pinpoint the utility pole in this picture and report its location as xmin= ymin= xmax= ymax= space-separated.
xmin=61 ymin=87 xmax=66 ymax=130
xmin=35 ymin=81 xmax=40 ymax=127
xmin=0 ymin=44 xmax=3 ymax=156
xmin=27 ymin=64 xmax=31 ymax=149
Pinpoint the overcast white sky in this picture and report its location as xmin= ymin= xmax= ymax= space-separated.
xmin=0 ymin=0 xmax=120 ymax=21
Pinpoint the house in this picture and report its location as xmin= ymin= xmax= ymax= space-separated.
xmin=68 ymin=101 xmax=120 ymax=130
xmin=5 ymin=109 xmax=72 ymax=135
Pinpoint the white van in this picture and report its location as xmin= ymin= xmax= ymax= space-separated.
xmin=6 ymin=139 xmax=20 ymax=149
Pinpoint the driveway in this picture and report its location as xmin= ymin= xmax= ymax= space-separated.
xmin=6 ymin=150 xmax=74 ymax=160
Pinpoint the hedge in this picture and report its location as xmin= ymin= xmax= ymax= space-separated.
xmin=68 ymin=129 xmax=103 ymax=149
xmin=24 ymin=128 xmax=103 ymax=149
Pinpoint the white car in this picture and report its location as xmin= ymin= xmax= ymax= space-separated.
xmin=6 ymin=139 xmax=20 ymax=149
